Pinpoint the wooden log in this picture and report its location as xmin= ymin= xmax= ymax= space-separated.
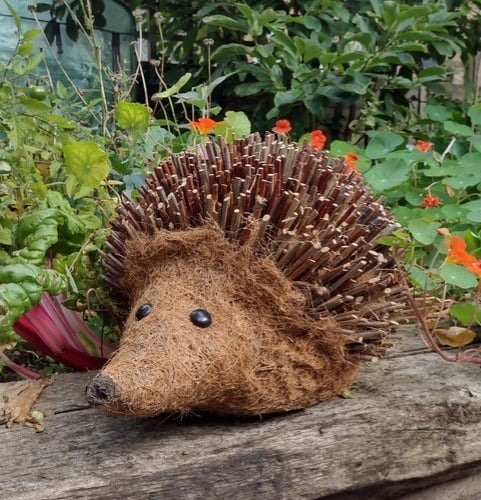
xmin=1 ymin=326 xmax=481 ymax=500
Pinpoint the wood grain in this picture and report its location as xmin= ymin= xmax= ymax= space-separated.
xmin=1 ymin=326 xmax=481 ymax=500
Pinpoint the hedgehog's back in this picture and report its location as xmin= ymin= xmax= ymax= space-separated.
xmin=103 ymin=133 xmax=406 ymax=358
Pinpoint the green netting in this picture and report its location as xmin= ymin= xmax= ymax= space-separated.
xmin=0 ymin=0 xmax=136 ymax=92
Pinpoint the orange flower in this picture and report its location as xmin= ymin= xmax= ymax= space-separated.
xmin=420 ymin=195 xmax=442 ymax=208
xmin=344 ymin=152 xmax=360 ymax=175
xmin=445 ymin=235 xmax=481 ymax=276
xmin=272 ymin=119 xmax=292 ymax=134
xmin=190 ymin=117 xmax=218 ymax=135
xmin=310 ymin=129 xmax=327 ymax=149
xmin=415 ymin=140 xmax=434 ymax=152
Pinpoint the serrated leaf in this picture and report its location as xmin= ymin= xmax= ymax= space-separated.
xmin=63 ymin=141 xmax=110 ymax=189
xmin=215 ymin=111 xmax=251 ymax=142
xmin=22 ymin=29 xmax=42 ymax=42
xmin=115 ymin=101 xmax=150 ymax=136
xmin=4 ymin=0 xmax=21 ymax=32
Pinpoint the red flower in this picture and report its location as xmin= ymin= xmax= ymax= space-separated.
xmin=344 ymin=152 xmax=360 ymax=175
xmin=190 ymin=117 xmax=218 ymax=135
xmin=445 ymin=235 xmax=481 ymax=276
xmin=272 ymin=119 xmax=292 ymax=134
xmin=310 ymin=129 xmax=327 ymax=149
xmin=415 ymin=140 xmax=434 ymax=152
xmin=420 ymin=195 xmax=442 ymax=208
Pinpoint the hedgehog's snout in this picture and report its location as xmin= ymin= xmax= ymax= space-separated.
xmin=86 ymin=374 xmax=116 ymax=406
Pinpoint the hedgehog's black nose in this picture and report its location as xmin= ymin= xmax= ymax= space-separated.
xmin=86 ymin=374 xmax=115 ymax=406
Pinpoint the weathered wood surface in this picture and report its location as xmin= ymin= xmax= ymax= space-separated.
xmin=1 ymin=326 xmax=481 ymax=500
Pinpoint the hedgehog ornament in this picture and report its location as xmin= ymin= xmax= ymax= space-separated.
xmin=86 ymin=133 xmax=406 ymax=417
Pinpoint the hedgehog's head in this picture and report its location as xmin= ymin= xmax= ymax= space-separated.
xmin=86 ymin=226 xmax=358 ymax=417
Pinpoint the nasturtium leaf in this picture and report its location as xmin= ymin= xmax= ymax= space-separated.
xmin=365 ymin=131 xmax=404 ymax=159
xmin=63 ymin=141 xmax=110 ymax=189
xmin=468 ymin=104 xmax=481 ymax=126
xmin=444 ymin=121 xmax=473 ymax=137
xmin=434 ymin=326 xmax=476 ymax=347
xmin=407 ymin=219 xmax=441 ymax=245
xmin=424 ymin=103 xmax=452 ymax=122
xmin=439 ymin=264 xmax=479 ymax=289
xmin=363 ymin=158 xmax=410 ymax=191
xmin=467 ymin=210 xmax=481 ymax=223
xmin=330 ymin=140 xmax=355 ymax=156
xmin=450 ymin=302 xmax=481 ymax=325
xmin=409 ymin=267 xmax=436 ymax=290
xmin=440 ymin=204 xmax=467 ymax=221
xmin=469 ymin=135 xmax=481 ymax=152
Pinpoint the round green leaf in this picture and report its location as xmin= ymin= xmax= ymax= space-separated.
xmin=468 ymin=104 xmax=481 ymax=127
xmin=365 ymin=131 xmax=404 ymax=159
xmin=444 ymin=121 xmax=473 ymax=137
xmin=363 ymin=158 xmax=410 ymax=191
xmin=424 ymin=103 xmax=452 ymax=122
xmin=439 ymin=264 xmax=479 ymax=289
xmin=450 ymin=302 xmax=481 ymax=325
xmin=407 ymin=219 xmax=441 ymax=245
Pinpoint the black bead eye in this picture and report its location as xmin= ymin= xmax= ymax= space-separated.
xmin=135 ymin=303 xmax=152 ymax=320
xmin=190 ymin=309 xmax=212 ymax=328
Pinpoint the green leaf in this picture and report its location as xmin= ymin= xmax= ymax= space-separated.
xmin=0 ymin=265 xmax=67 ymax=342
xmin=274 ymin=89 xmax=303 ymax=107
xmin=424 ymin=103 xmax=452 ymax=122
xmin=63 ymin=141 xmax=110 ymax=189
xmin=329 ymin=140 xmax=356 ymax=156
xmin=407 ymin=219 xmax=441 ymax=245
xmin=409 ymin=267 xmax=436 ymax=290
xmin=212 ymin=43 xmax=252 ymax=59
xmin=464 ymin=199 xmax=481 ymax=222
xmin=444 ymin=121 xmax=473 ymax=137
xmin=0 ymin=161 xmax=12 ymax=174
xmin=203 ymin=15 xmax=248 ymax=33
xmin=151 ymin=73 xmax=192 ymax=100
xmin=3 ymin=0 xmax=21 ymax=33
xmin=364 ymin=158 xmax=410 ymax=191
xmin=439 ymin=264 xmax=479 ymax=289
xmin=22 ymin=29 xmax=42 ymax=42
xmin=115 ymin=101 xmax=150 ymax=136
xmin=235 ymin=82 xmax=269 ymax=97
xmin=469 ymin=135 xmax=481 ymax=152
xmin=216 ymin=111 xmax=251 ymax=142
xmin=450 ymin=302 xmax=481 ymax=325
xmin=14 ymin=209 xmax=85 ymax=263
xmin=468 ymin=104 xmax=481 ymax=127
xmin=365 ymin=131 xmax=405 ymax=159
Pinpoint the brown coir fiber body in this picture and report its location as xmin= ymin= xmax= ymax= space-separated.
xmin=102 ymin=228 xmax=358 ymax=417
xmin=90 ymin=133 xmax=406 ymax=418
